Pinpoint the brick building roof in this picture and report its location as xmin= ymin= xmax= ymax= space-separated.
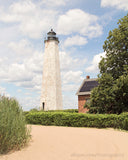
xmin=76 ymin=78 xmax=98 ymax=95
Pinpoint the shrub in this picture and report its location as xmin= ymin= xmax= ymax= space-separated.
xmin=23 ymin=111 xmax=30 ymax=116
xmin=0 ymin=95 xmax=30 ymax=154
xmin=29 ymin=108 xmax=39 ymax=112
xmin=24 ymin=109 xmax=78 ymax=115
xmin=42 ymin=109 xmax=78 ymax=113
xmin=26 ymin=112 xmax=128 ymax=130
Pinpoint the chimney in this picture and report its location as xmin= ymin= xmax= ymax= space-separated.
xmin=86 ymin=75 xmax=90 ymax=79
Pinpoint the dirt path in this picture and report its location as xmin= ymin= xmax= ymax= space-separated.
xmin=0 ymin=125 xmax=128 ymax=160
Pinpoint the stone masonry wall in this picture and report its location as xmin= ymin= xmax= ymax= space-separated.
xmin=40 ymin=40 xmax=63 ymax=110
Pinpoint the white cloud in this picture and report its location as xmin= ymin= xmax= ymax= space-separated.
xmin=41 ymin=0 xmax=66 ymax=7
xmin=4 ymin=52 xmax=43 ymax=88
xmin=57 ymin=9 xmax=102 ymax=38
xmin=101 ymin=0 xmax=128 ymax=11
xmin=60 ymin=51 xmax=87 ymax=71
xmin=17 ymin=89 xmax=22 ymax=93
xmin=0 ymin=38 xmax=86 ymax=95
xmin=64 ymin=35 xmax=88 ymax=47
xmin=0 ymin=39 xmax=43 ymax=91
xmin=0 ymin=1 xmax=107 ymax=111
xmin=0 ymin=1 xmax=103 ymax=40
xmin=7 ymin=63 xmax=33 ymax=82
xmin=18 ymin=96 xmax=40 ymax=110
xmin=0 ymin=86 xmax=6 ymax=94
xmin=0 ymin=0 xmax=58 ymax=39
xmin=2 ymin=64 xmax=42 ymax=91
xmin=62 ymin=71 xmax=83 ymax=84
xmin=0 ymin=1 xmax=36 ymax=22
xmin=85 ymin=52 xmax=106 ymax=73
xmin=24 ymin=51 xmax=43 ymax=74
xmin=0 ymin=86 xmax=10 ymax=97
xmin=62 ymin=84 xmax=80 ymax=92
xmin=1 ymin=40 xmax=86 ymax=95
xmin=0 ymin=25 xmax=20 ymax=44
xmin=0 ymin=62 xmax=33 ymax=84
xmin=19 ymin=9 xmax=58 ymax=38
xmin=8 ymin=39 xmax=33 ymax=57
xmin=10 ymin=0 xmax=36 ymax=14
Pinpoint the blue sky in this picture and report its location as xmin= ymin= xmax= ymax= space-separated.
xmin=0 ymin=0 xmax=127 ymax=110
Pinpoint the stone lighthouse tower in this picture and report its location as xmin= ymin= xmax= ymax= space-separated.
xmin=40 ymin=29 xmax=63 ymax=111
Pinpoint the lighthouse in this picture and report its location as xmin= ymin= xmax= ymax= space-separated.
xmin=40 ymin=29 xmax=63 ymax=111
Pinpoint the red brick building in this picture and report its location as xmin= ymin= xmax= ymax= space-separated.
xmin=76 ymin=76 xmax=98 ymax=113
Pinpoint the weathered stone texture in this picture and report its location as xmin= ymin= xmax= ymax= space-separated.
xmin=40 ymin=40 xmax=63 ymax=110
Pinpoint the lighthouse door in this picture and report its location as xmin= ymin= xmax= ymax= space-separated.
xmin=42 ymin=102 xmax=45 ymax=110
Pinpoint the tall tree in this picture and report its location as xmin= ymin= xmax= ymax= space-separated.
xmin=86 ymin=14 xmax=128 ymax=114
xmin=99 ymin=14 xmax=128 ymax=79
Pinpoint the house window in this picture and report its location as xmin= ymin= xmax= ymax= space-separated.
xmin=42 ymin=102 xmax=45 ymax=110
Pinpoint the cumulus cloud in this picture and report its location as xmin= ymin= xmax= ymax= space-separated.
xmin=24 ymin=52 xmax=43 ymax=74
xmin=0 ymin=38 xmax=43 ymax=91
xmin=10 ymin=0 xmax=36 ymax=14
xmin=8 ymin=39 xmax=33 ymax=57
xmin=0 ymin=1 xmax=36 ymax=22
xmin=60 ymin=51 xmax=86 ymax=97
xmin=18 ymin=96 xmax=40 ymax=110
xmin=41 ymin=0 xmax=66 ymax=7
xmin=0 ymin=51 xmax=84 ymax=110
xmin=0 ymin=86 xmax=10 ymax=97
xmin=85 ymin=52 xmax=106 ymax=73
xmin=2 ymin=55 xmax=42 ymax=89
xmin=0 ymin=0 xmax=106 ymax=110
xmin=0 ymin=59 xmax=41 ymax=89
xmin=0 ymin=25 xmax=20 ymax=44
xmin=0 ymin=86 xmax=6 ymax=94
xmin=0 ymin=1 xmax=103 ymax=40
xmin=0 ymin=0 xmax=58 ymax=38
xmin=57 ymin=9 xmax=102 ymax=38
xmin=64 ymin=35 xmax=88 ymax=47
xmin=101 ymin=0 xmax=128 ymax=11
xmin=0 ymin=38 xmax=86 ymax=94
xmin=62 ymin=83 xmax=80 ymax=92
xmin=62 ymin=71 xmax=83 ymax=84
xmin=5 ymin=63 xmax=33 ymax=82
xmin=60 ymin=51 xmax=87 ymax=71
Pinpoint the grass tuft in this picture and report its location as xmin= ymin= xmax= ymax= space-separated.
xmin=0 ymin=95 xmax=30 ymax=154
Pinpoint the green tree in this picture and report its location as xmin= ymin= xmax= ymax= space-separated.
xmin=99 ymin=14 xmax=128 ymax=79
xmin=87 ymin=73 xmax=128 ymax=114
xmin=113 ymin=73 xmax=128 ymax=113
xmin=86 ymin=14 xmax=128 ymax=114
